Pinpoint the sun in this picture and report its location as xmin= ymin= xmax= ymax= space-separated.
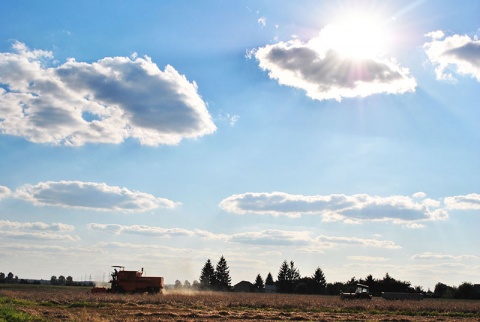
xmin=313 ymin=13 xmax=390 ymax=60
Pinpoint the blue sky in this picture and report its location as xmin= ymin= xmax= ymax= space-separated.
xmin=0 ymin=0 xmax=479 ymax=290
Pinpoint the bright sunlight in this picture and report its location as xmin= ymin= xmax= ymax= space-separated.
xmin=312 ymin=13 xmax=390 ymax=59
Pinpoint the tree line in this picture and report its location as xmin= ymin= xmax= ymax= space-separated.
xmin=172 ymin=257 xmax=480 ymax=299
xmin=0 ymin=271 xmax=93 ymax=287
xmin=49 ymin=275 xmax=94 ymax=286
xmin=3 ymin=261 xmax=479 ymax=300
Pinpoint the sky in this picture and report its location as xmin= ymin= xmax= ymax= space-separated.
xmin=0 ymin=0 xmax=479 ymax=291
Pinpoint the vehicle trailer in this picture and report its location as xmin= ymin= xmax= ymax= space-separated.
xmin=382 ymin=292 xmax=423 ymax=300
xmin=340 ymin=284 xmax=372 ymax=300
xmin=92 ymin=266 xmax=164 ymax=294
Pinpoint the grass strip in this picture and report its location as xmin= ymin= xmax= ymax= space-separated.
xmin=0 ymin=297 xmax=44 ymax=322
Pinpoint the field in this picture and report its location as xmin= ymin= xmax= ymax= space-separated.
xmin=1 ymin=284 xmax=479 ymax=321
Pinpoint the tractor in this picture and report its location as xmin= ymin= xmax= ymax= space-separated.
xmin=91 ymin=266 xmax=164 ymax=294
xmin=340 ymin=284 xmax=372 ymax=300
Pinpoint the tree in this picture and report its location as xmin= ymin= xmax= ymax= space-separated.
xmin=66 ymin=276 xmax=73 ymax=286
xmin=455 ymin=282 xmax=478 ymax=299
xmin=276 ymin=260 xmax=300 ymax=293
xmin=174 ymin=280 xmax=182 ymax=289
xmin=184 ymin=280 xmax=191 ymax=288
xmin=7 ymin=272 xmax=14 ymax=281
xmin=58 ymin=275 xmax=66 ymax=285
xmin=276 ymin=260 xmax=290 ymax=293
xmin=50 ymin=276 xmax=57 ymax=285
xmin=287 ymin=261 xmax=300 ymax=288
xmin=254 ymin=274 xmax=264 ymax=290
xmin=199 ymin=259 xmax=215 ymax=289
xmin=192 ymin=280 xmax=200 ymax=290
xmin=215 ymin=255 xmax=232 ymax=291
xmin=265 ymin=272 xmax=274 ymax=286
xmin=312 ymin=267 xmax=326 ymax=294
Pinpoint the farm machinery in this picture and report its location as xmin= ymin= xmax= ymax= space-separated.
xmin=91 ymin=266 xmax=164 ymax=294
xmin=340 ymin=284 xmax=372 ymax=300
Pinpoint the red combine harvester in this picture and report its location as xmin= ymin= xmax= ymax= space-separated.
xmin=91 ymin=266 xmax=164 ymax=294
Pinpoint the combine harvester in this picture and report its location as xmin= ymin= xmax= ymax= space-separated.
xmin=91 ymin=266 xmax=164 ymax=294
xmin=381 ymin=292 xmax=424 ymax=300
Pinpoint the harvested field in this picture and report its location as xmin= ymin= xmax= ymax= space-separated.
xmin=1 ymin=284 xmax=479 ymax=321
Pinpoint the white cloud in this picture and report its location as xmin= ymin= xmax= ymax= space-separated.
xmin=216 ymin=111 xmax=239 ymax=126
xmin=315 ymin=235 xmax=400 ymax=249
xmin=0 ymin=220 xmax=74 ymax=232
xmin=252 ymin=26 xmax=416 ymax=101
xmin=230 ymin=229 xmax=311 ymax=246
xmin=412 ymin=192 xmax=426 ymax=199
xmin=444 ymin=193 xmax=480 ymax=210
xmin=87 ymin=223 xmax=399 ymax=249
xmin=412 ymin=252 xmax=478 ymax=261
xmin=347 ymin=256 xmax=389 ymax=262
xmin=0 ymin=41 xmax=216 ymax=146
xmin=0 ymin=230 xmax=77 ymax=241
xmin=219 ymin=191 xmax=445 ymax=226
xmin=425 ymin=30 xmax=445 ymax=40
xmin=0 ymin=220 xmax=77 ymax=242
xmin=0 ymin=186 xmax=11 ymax=200
xmin=424 ymin=31 xmax=480 ymax=81
xmin=87 ymin=223 xmax=229 ymax=240
xmin=15 ymin=181 xmax=178 ymax=212
xmin=258 ymin=16 xmax=267 ymax=27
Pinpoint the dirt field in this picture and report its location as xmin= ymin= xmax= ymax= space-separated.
xmin=1 ymin=285 xmax=480 ymax=321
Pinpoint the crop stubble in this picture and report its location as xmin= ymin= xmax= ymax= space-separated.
xmin=1 ymin=285 xmax=480 ymax=321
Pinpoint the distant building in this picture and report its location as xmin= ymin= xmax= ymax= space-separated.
xmin=474 ymin=284 xmax=480 ymax=294
xmin=233 ymin=281 xmax=254 ymax=292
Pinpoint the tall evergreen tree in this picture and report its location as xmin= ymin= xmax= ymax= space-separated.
xmin=265 ymin=272 xmax=274 ymax=285
xmin=199 ymin=259 xmax=215 ymax=289
xmin=215 ymin=255 xmax=231 ymax=291
xmin=254 ymin=274 xmax=264 ymax=290
xmin=288 ymin=261 xmax=300 ymax=281
xmin=277 ymin=260 xmax=289 ymax=293
xmin=312 ymin=267 xmax=326 ymax=294
xmin=276 ymin=260 xmax=300 ymax=293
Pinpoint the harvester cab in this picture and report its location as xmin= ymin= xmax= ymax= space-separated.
xmin=110 ymin=265 xmax=124 ymax=282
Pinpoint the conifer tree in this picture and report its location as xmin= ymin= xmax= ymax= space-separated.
xmin=215 ymin=255 xmax=231 ymax=291
xmin=265 ymin=272 xmax=274 ymax=285
xmin=312 ymin=267 xmax=327 ymax=294
xmin=276 ymin=260 xmax=300 ymax=293
xmin=199 ymin=259 xmax=215 ymax=289
xmin=254 ymin=274 xmax=264 ymax=290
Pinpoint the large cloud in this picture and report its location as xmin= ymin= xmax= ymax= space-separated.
xmin=252 ymin=27 xmax=416 ymax=101
xmin=219 ymin=191 xmax=447 ymax=226
xmin=15 ymin=181 xmax=178 ymax=212
xmin=0 ymin=42 xmax=216 ymax=146
xmin=424 ymin=31 xmax=480 ymax=81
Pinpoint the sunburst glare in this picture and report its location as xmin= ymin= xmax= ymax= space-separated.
xmin=312 ymin=12 xmax=391 ymax=60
